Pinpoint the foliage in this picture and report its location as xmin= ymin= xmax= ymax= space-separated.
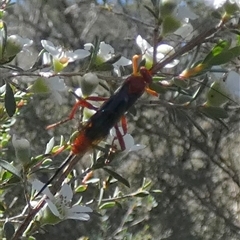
xmin=0 ymin=0 xmax=240 ymax=239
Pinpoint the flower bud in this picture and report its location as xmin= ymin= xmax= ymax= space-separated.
xmin=160 ymin=0 xmax=178 ymax=18
xmin=80 ymin=73 xmax=100 ymax=96
xmin=5 ymin=35 xmax=23 ymax=58
xmin=161 ymin=15 xmax=181 ymax=36
xmin=12 ymin=134 xmax=31 ymax=165
xmin=36 ymin=205 xmax=61 ymax=226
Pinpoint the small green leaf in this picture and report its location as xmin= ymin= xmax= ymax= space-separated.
xmin=203 ymin=40 xmax=230 ymax=64
xmin=45 ymin=137 xmax=55 ymax=154
xmin=142 ymin=178 xmax=152 ymax=190
xmin=3 ymin=221 xmax=15 ymax=240
xmin=0 ymin=160 xmax=21 ymax=178
xmin=4 ymin=83 xmax=16 ymax=117
xmin=75 ymin=185 xmax=88 ymax=193
xmin=199 ymin=105 xmax=229 ymax=119
xmin=0 ymin=202 xmax=5 ymax=211
xmin=27 ymin=236 xmax=36 ymax=240
xmin=31 ymin=77 xmax=49 ymax=93
xmin=173 ymin=78 xmax=189 ymax=88
xmin=133 ymin=191 xmax=150 ymax=197
xmin=149 ymin=82 xmax=167 ymax=94
xmin=98 ymin=187 xmax=104 ymax=206
xmin=42 ymin=158 xmax=53 ymax=167
xmin=151 ymin=189 xmax=162 ymax=193
xmin=99 ymin=201 xmax=116 ymax=209
xmin=206 ymin=46 xmax=240 ymax=66
xmin=103 ymin=168 xmax=130 ymax=188
xmin=206 ymin=81 xmax=229 ymax=107
xmin=85 ymin=178 xmax=100 ymax=184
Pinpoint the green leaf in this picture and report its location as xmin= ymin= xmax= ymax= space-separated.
xmin=142 ymin=178 xmax=152 ymax=190
xmin=199 ymin=105 xmax=229 ymax=119
xmin=27 ymin=236 xmax=36 ymax=240
xmin=206 ymin=81 xmax=229 ymax=107
xmin=0 ymin=159 xmax=21 ymax=178
xmin=31 ymin=77 xmax=49 ymax=93
xmin=98 ymin=187 xmax=104 ymax=206
xmin=4 ymin=83 xmax=16 ymax=117
xmin=103 ymin=168 xmax=130 ymax=188
xmin=45 ymin=137 xmax=55 ymax=154
xmin=99 ymin=201 xmax=116 ymax=210
xmin=151 ymin=189 xmax=162 ymax=193
xmin=75 ymin=185 xmax=88 ymax=193
xmin=3 ymin=221 xmax=15 ymax=240
xmin=85 ymin=178 xmax=100 ymax=184
xmin=133 ymin=191 xmax=150 ymax=197
xmin=0 ymin=202 xmax=5 ymax=211
xmin=202 ymin=40 xmax=230 ymax=64
xmin=205 ymin=46 xmax=240 ymax=66
xmin=149 ymin=82 xmax=167 ymax=94
xmin=173 ymin=78 xmax=189 ymax=89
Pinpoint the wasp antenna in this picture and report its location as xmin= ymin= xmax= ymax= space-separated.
xmin=132 ymin=55 xmax=141 ymax=76
xmin=33 ymin=153 xmax=75 ymax=199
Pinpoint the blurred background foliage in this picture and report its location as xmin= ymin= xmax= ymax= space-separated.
xmin=1 ymin=0 xmax=240 ymax=239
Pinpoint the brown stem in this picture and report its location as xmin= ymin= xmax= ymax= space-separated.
xmin=151 ymin=21 xmax=224 ymax=74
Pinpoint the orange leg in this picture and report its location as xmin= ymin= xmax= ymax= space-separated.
xmin=114 ymin=125 xmax=126 ymax=151
xmin=46 ymin=96 xmax=108 ymax=129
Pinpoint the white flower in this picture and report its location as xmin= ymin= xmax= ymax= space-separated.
xmin=44 ymin=76 xmax=67 ymax=104
xmin=41 ymin=40 xmax=90 ymax=72
xmin=84 ymin=41 xmax=132 ymax=76
xmin=136 ymin=35 xmax=179 ymax=69
xmin=32 ymin=179 xmax=92 ymax=221
xmin=109 ymin=128 xmax=146 ymax=159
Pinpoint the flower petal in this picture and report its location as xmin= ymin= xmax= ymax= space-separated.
xmin=66 ymin=49 xmax=90 ymax=62
xmin=122 ymin=134 xmax=135 ymax=150
xmin=174 ymin=23 xmax=194 ymax=41
xmin=113 ymin=56 xmax=132 ymax=66
xmin=99 ymin=42 xmax=115 ymax=56
xmin=70 ymin=205 xmax=93 ymax=213
xmin=66 ymin=205 xmax=92 ymax=221
xmin=8 ymin=35 xmax=33 ymax=48
xmin=46 ymin=76 xmax=67 ymax=92
xmin=129 ymin=144 xmax=146 ymax=152
xmin=84 ymin=43 xmax=94 ymax=51
xmin=41 ymin=40 xmax=60 ymax=57
xmin=31 ymin=179 xmax=54 ymax=200
xmin=59 ymin=183 xmax=73 ymax=203
xmin=136 ymin=35 xmax=152 ymax=54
